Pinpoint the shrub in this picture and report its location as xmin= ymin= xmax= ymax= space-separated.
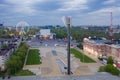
xmin=98 ymin=66 xmax=106 ymax=72
xmin=99 ymin=64 xmax=120 ymax=76
xmin=107 ymin=56 xmax=114 ymax=64
xmin=77 ymin=43 xmax=83 ymax=49
xmin=105 ymin=64 xmax=113 ymax=72
xmin=105 ymin=64 xmax=120 ymax=75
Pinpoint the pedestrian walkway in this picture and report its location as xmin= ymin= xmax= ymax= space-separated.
xmin=23 ymin=46 xmax=102 ymax=77
xmin=0 ymin=72 xmax=119 ymax=80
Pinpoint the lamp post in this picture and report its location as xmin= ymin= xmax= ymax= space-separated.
xmin=67 ymin=16 xmax=71 ymax=75
xmin=62 ymin=16 xmax=72 ymax=75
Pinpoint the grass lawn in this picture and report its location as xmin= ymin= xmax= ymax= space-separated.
xmin=26 ymin=49 xmax=41 ymax=65
xmin=70 ymin=48 xmax=96 ymax=63
xmin=15 ymin=70 xmax=35 ymax=76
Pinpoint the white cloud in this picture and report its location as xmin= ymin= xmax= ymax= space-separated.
xmin=103 ymin=0 xmax=116 ymax=5
xmin=83 ymin=6 xmax=120 ymax=25
xmin=88 ymin=7 xmax=120 ymax=15
xmin=88 ymin=8 xmax=112 ymax=15
xmin=57 ymin=0 xmax=89 ymax=11
xmin=4 ymin=0 xmax=45 ymax=15
xmin=1 ymin=0 xmax=120 ymax=26
xmin=5 ymin=0 xmax=44 ymax=5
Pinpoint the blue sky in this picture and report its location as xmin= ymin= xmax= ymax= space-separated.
xmin=0 ymin=0 xmax=120 ymax=26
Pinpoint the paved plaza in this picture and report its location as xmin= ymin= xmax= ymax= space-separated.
xmin=8 ymin=38 xmax=119 ymax=80
xmin=0 ymin=72 xmax=119 ymax=80
xmin=23 ymin=39 xmax=102 ymax=77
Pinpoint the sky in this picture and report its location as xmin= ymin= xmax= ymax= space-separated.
xmin=0 ymin=0 xmax=120 ymax=26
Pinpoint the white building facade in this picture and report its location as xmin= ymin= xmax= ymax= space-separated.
xmin=39 ymin=29 xmax=56 ymax=39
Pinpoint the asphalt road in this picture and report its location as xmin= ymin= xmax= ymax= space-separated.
xmin=27 ymin=38 xmax=77 ymax=48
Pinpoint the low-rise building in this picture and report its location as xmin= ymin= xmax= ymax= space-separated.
xmin=0 ymin=38 xmax=20 ymax=67
xmin=37 ymin=29 xmax=56 ymax=39
xmin=83 ymin=37 xmax=120 ymax=62
xmin=0 ymin=48 xmax=12 ymax=66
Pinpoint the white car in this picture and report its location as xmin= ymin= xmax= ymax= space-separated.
xmin=45 ymin=44 xmax=48 ymax=46
xmin=102 ymin=59 xmax=107 ymax=65
xmin=28 ymin=41 xmax=31 ymax=42
xmin=54 ymin=44 xmax=59 ymax=46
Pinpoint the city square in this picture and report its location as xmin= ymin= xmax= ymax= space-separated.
xmin=23 ymin=38 xmax=102 ymax=77
xmin=0 ymin=0 xmax=120 ymax=79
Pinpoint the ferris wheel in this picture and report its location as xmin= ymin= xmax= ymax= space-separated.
xmin=16 ymin=21 xmax=30 ymax=34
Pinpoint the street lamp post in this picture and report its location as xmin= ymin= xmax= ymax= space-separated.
xmin=67 ymin=17 xmax=71 ymax=75
xmin=65 ymin=16 xmax=72 ymax=75
xmin=62 ymin=16 xmax=72 ymax=75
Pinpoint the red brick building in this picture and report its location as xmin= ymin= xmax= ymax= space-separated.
xmin=83 ymin=38 xmax=120 ymax=62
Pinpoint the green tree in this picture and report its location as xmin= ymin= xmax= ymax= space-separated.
xmin=98 ymin=64 xmax=120 ymax=75
xmin=6 ymin=59 xmax=17 ymax=74
xmin=105 ymin=64 xmax=120 ymax=75
xmin=51 ymin=28 xmax=67 ymax=39
xmin=107 ymin=56 xmax=114 ymax=64
xmin=15 ymin=52 xmax=26 ymax=63
xmin=77 ymin=43 xmax=83 ymax=49
xmin=6 ymin=42 xmax=29 ymax=75
xmin=11 ymin=55 xmax=22 ymax=69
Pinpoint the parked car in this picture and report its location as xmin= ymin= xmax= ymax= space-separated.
xmin=98 ymin=55 xmax=107 ymax=61
xmin=102 ymin=59 xmax=107 ymax=65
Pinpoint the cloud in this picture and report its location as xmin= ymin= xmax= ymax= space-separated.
xmin=0 ymin=0 xmax=120 ymax=26
xmin=57 ymin=0 xmax=89 ymax=11
xmin=88 ymin=8 xmax=112 ymax=15
xmin=103 ymin=0 xmax=115 ymax=5
xmin=82 ymin=6 xmax=120 ymax=25
xmin=88 ymin=7 xmax=120 ymax=15
xmin=5 ymin=0 xmax=44 ymax=5
xmin=0 ymin=4 xmax=8 ymax=7
xmin=4 ymin=0 xmax=45 ymax=15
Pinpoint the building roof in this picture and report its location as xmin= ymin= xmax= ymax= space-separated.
xmin=84 ymin=37 xmax=120 ymax=48
xmin=0 ymin=44 xmax=17 ymax=56
xmin=0 ymin=38 xmax=17 ymax=42
xmin=114 ymin=40 xmax=120 ymax=44
xmin=89 ymin=38 xmax=110 ymax=44
xmin=0 ymin=49 xmax=9 ymax=56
